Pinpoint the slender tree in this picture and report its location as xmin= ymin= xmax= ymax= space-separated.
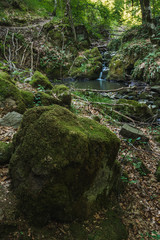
xmin=64 ymin=0 xmax=77 ymax=42
xmin=52 ymin=0 xmax=57 ymax=16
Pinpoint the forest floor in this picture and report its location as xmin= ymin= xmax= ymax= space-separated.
xmin=0 ymin=82 xmax=160 ymax=239
xmin=72 ymin=95 xmax=160 ymax=240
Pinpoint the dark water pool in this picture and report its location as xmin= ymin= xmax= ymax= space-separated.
xmin=74 ymin=79 xmax=125 ymax=90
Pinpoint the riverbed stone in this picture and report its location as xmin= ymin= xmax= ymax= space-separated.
xmin=151 ymin=86 xmax=160 ymax=94
xmin=0 ymin=111 xmax=23 ymax=128
xmin=9 ymin=105 xmax=120 ymax=225
xmin=119 ymin=124 xmax=149 ymax=142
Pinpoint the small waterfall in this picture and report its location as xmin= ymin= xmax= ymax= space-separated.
xmin=97 ymin=62 xmax=109 ymax=81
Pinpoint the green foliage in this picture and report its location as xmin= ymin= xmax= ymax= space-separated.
xmin=12 ymin=69 xmax=31 ymax=82
xmin=140 ymin=231 xmax=160 ymax=240
xmin=107 ymin=38 xmax=122 ymax=51
xmin=70 ymin=0 xmax=111 ymax=38
xmin=73 ymin=91 xmax=112 ymax=104
xmin=122 ymin=40 xmax=153 ymax=60
xmin=132 ymin=48 xmax=160 ymax=83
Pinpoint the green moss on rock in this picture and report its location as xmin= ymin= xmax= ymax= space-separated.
xmin=115 ymin=99 xmax=153 ymax=122
xmin=52 ymin=84 xmax=71 ymax=106
xmin=0 ymin=70 xmax=11 ymax=82
xmin=10 ymin=105 xmax=120 ymax=225
xmin=0 ymin=78 xmax=26 ymax=113
xmin=20 ymin=90 xmax=34 ymax=108
xmin=0 ymin=142 xmax=12 ymax=165
xmin=30 ymin=71 xmax=53 ymax=90
xmin=38 ymin=92 xmax=60 ymax=106
xmin=108 ymin=54 xmax=125 ymax=81
xmin=69 ymin=47 xmax=102 ymax=80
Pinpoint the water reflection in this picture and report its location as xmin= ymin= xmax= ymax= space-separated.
xmin=75 ymin=79 xmax=125 ymax=90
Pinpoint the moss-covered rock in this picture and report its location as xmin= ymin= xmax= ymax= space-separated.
xmin=69 ymin=47 xmax=102 ymax=80
xmin=35 ymin=92 xmax=61 ymax=106
xmin=10 ymin=105 xmax=120 ymax=225
xmin=107 ymin=39 xmax=158 ymax=83
xmin=0 ymin=142 xmax=12 ymax=165
xmin=108 ymin=54 xmax=125 ymax=81
xmin=0 ymin=70 xmax=11 ymax=82
xmin=52 ymin=84 xmax=71 ymax=106
xmin=115 ymin=99 xmax=153 ymax=122
xmin=0 ymin=78 xmax=26 ymax=113
xmin=20 ymin=90 xmax=34 ymax=108
xmin=30 ymin=71 xmax=53 ymax=90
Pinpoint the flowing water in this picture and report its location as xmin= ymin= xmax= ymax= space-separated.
xmin=65 ymin=51 xmax=125 ymax=90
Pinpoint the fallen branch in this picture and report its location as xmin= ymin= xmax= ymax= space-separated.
xmin=72 ymin=94 xmax=135 ymax=124
xmin=112 ymin=109 xmax=135 ymax=125
xmin=73 ymin=86 xmax=136 ymax=93
xmin=3 ymin=29 xmax=9 ymax=61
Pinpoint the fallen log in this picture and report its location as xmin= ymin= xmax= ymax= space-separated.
xmin=73 ymin=86 xmax=136 ymax=93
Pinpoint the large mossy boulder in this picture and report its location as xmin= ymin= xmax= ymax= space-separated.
xmin=0 ymin=78 xmax=26 ymax=113
xmin=69 ymin=47 xmax=102 ymax=80
xmin=10 ymin=105 xmax=120 ymax=225
xmin=30 ymin=71 xmax=53 ymax=90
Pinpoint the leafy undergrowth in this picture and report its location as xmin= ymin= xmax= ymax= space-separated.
xmin=0 ymin=88 xmax=160 ymax=240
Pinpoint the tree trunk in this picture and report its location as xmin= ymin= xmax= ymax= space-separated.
xmin=52 ymin=0 xmax=57 ymax=16
xmin=64 ymin=0 xmax=77 ymax=42
xmin=139 ymin=0 xmax=155 ymax=35
xmin=139 ymin=0 xmax=145 ymax=23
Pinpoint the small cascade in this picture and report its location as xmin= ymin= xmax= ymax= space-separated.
xmin=97 ymin=51 xmax=110 ymax=81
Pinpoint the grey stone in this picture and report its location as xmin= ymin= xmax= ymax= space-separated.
xmin=119 ymin=124 xmax=149 ymax=142
xmin=151 ymin=86 xmax=160 ymax=93
xmin=0 ymin=111 xmax=23 ymax=128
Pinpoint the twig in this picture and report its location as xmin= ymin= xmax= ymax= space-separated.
xmin=31 ymin=42 xmax=34 ymax=75
xmin=3 ymin=29 xmax=9 ymax=61
xmin=21 ymin=44 xmax=29 ymax=66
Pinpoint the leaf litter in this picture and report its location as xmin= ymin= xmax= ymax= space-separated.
xmin=0 ymin=94 xmax=159 ymax=240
